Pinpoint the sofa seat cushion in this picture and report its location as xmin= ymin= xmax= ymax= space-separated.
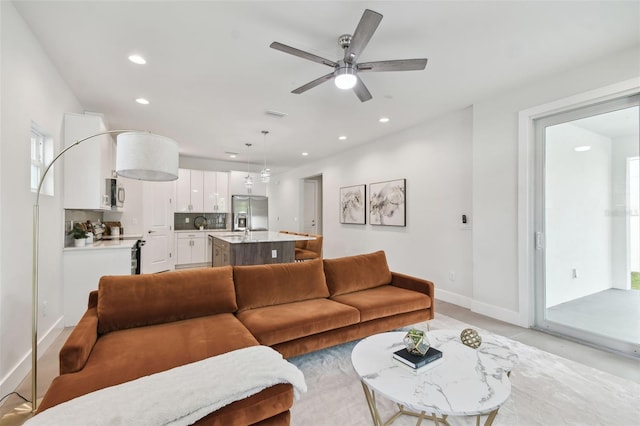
xmin=323 ymin=250 xmax=392 ymax=296
xmin=236 ymin=299 xmax=360 ymax=346
xmin=86 ymin=314 xmax=257 ymax=395
xmin=331 ymin=285 xmax=432 ymax=322
xmin=98 ymin=266 xmax=237 ymax=334
xmin=234 ymin=259 xmax=329 ymax=312
xmin=39 ymin=313 xmax=260 ymax=413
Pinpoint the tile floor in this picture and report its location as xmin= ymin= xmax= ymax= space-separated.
xmin=546 ymin=288 xmax=640 ymax=344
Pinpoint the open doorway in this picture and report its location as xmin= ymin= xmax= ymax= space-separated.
xmin=302 ymin=175 xmax=322 ymax=235
xmin=534 ymin=95 xmax=640 ymax=356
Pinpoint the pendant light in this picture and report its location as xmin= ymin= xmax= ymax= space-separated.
xmin=244 ymin=143 xmax=253 ymax=190
xmin=260 ymin=130 xmax=271 ymax=183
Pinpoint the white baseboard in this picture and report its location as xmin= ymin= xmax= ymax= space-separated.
xmin=436 ymin=289 xmax=473 ymax=309
xmin=470 ymin=299 xmax=528 ymax=327
xmin=437 ymin=289 xmax=528 ymax=328
xmin=0 ymin=316 xmax=64 ymax=403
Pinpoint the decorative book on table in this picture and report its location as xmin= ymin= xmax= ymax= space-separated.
xmin=393 ymin=346 xmax=442 ymax=369
xmin=394 ymin=356 xmax=443 ymax=375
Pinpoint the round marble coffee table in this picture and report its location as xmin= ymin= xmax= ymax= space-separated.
xmin=351 ymin=330 xmax=518 ymax=426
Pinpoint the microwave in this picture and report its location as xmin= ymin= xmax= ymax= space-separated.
xmin=105 ymin=178 xmax=125 ymax=209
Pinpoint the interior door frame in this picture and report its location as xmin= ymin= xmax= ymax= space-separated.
xmin=301 ymin=174 xmax=322 ymax=235
xmin=517 ymin=78 xmax=639 ymax=328
xmin=534 ymin=93 xmax=638 ymax=325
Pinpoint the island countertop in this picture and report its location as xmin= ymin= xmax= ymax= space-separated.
xmin=208 ymin=231 xmax=314 ymax=244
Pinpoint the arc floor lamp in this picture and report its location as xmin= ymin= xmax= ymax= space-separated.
xmin=31 ymin=130 xmax=179 ymax=413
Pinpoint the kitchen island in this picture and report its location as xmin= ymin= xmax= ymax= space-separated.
xmin=209 ymin=231 xmax=314 ymax=266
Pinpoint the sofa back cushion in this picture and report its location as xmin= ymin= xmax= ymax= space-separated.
xmin=97 ymin=266 xmax=237 ymax=334
xmin=234 ymin=259 xmax=329 ymax=312
xmin=323 ymin=250 xmax=392 ymax=296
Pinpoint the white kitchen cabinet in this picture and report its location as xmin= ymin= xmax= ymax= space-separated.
xmin=175 ymin=168 xmax=204 ymax=212
xmin=63 ymin=112 xmax=115 ymax=210
xmin=63 ymin=244 xmax=133 ymax=326
xmin=175 ymin=232 xmax=206 ymax=266
xmin=203 ymin=171 xmax=229 ymax=212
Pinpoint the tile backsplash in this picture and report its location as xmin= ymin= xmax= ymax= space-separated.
xmin=174 ymin=213 xmax=227 ymax=231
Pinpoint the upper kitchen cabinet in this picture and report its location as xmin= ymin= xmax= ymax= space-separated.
xmin=203 ymin=171 xmax=229 ymax=212
xmin=63 ymin=113 xmax=114 ymax=210
xmin=229 ymin=171 xmax=267 ymax=196
xmin=175 ymin=168 xmax=204 ymax=212
xmin=176 ymin=169 xmax=229 ymax=213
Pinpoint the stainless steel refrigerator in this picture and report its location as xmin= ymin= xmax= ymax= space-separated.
xmin=232 ymin=195 xmax=268 ymax=231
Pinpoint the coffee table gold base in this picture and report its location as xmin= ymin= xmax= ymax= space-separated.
xmin=360 ymin=381 xmax=500 ymax=426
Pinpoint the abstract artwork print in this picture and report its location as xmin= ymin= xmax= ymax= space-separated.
xmin=369 ymin=179 xmax=406 ymax=226
xmin=340 ymin=185 xmax=366 ymax=224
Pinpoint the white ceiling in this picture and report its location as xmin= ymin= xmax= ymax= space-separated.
xmin=13 ymin=1 xmax=640 ymax=172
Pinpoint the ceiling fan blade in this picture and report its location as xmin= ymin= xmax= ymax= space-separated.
xmin=357 ymin=58 xmax=428 ymax=72
xmin=291 ymin=72 xmax=335 ymax=94
xmin=353 ymin=76 xmax=372 ymax=102
xmin=270 ymin=42 xmax=337 ymax=68
xmin=344 ymin=9 xmax=383 ymax=63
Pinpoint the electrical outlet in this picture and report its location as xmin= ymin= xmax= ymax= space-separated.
xmin=272 ymin=250 xmax=278 ymax=258
xmin=448 ymin=271 xmax=456 ymax=282
xmin=185 ymin=217 xmax=190 ymax=223
xmin=42 ymin=300 xmax=48 ymax=318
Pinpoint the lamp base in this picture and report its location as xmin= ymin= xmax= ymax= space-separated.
xmin=0 ymin=400 xmax=41 ymax=425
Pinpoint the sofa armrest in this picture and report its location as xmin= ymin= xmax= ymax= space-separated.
xmin=59 ymin=306 xmax=98 ymax=374
xmin=390 ymin=272 xmax=435 ymax=320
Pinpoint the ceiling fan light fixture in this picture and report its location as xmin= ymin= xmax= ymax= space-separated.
xmin=334 ymin=66 xmax=357 ymax=90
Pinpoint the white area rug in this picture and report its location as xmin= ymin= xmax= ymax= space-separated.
xmin=288 ymin=314 xmax=640 ymax=425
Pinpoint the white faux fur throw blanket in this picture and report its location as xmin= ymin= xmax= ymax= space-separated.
xmin=26 ymin=345 xmax=307 ymax=426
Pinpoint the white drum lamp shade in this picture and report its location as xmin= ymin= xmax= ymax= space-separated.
xmin=116 ymin=132 xmax=179 ymax=181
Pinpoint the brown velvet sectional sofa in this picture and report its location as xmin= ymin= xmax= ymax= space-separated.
xmin=36 ymin=250 xmax=434 ymax=425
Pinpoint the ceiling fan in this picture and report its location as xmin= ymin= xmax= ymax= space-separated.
xmin=270 ymin=9 xmax=428 ymax=102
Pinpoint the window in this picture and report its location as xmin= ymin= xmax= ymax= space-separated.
xmin=31 ymin=122 xmax=54 ymax=196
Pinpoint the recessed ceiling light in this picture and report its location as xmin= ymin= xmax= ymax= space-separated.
xmin=338 ymin=135 xmax=347 ymax=141
xmin=302 ymin=152 xmax=309 ymax=156
xmin=128 ymin=54 xmax=146 ymax=65
xmin=135 ymin=98 xmax=149 ymax=105
xmin=265 ymin=109 xmax=288 ymax=118
xmin=574 ymin=146 xmax=591 ymax=152
xmin=379 ymin=117 xmax=390 ymax=123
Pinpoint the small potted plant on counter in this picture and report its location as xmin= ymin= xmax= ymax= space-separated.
xmin=69 ymin=223 xmax=88 ymax=247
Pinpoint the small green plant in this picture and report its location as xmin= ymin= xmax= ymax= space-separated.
xmin=68 ymin=224 xmax=88 ymax=240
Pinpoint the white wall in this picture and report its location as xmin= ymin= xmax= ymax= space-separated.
xmin=270 ymin=107 xmax=474 ymax=304
xmin=271 ymin=47 xmax=639 ymax=327
xmin=0 ymin=2 xmax=82 ymax=396
xmin=545 ymin=124 xmax=612 ymax=307
xmin=474 ymin=47 xmax=639 ymax=325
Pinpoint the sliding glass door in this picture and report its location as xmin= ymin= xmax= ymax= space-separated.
xmin=534 ymin=95 xmax=640 ymax=356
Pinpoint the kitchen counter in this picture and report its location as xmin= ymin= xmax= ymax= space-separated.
xmin=209 ymin=231 xmax=314 ymax=244
xmin=64 ymin=237 xmax=140 ymax=251
xmin=175 ymin=229 xmax=229 ymax=233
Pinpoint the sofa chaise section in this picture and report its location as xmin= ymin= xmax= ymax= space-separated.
xmin=38 ymin=266 xmax=294 ymax=425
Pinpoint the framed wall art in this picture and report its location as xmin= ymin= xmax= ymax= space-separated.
xmin=369 ymin=179 xmax=406 ymax=226
xmin=339 ymin=184 xmax=366 ymax=225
